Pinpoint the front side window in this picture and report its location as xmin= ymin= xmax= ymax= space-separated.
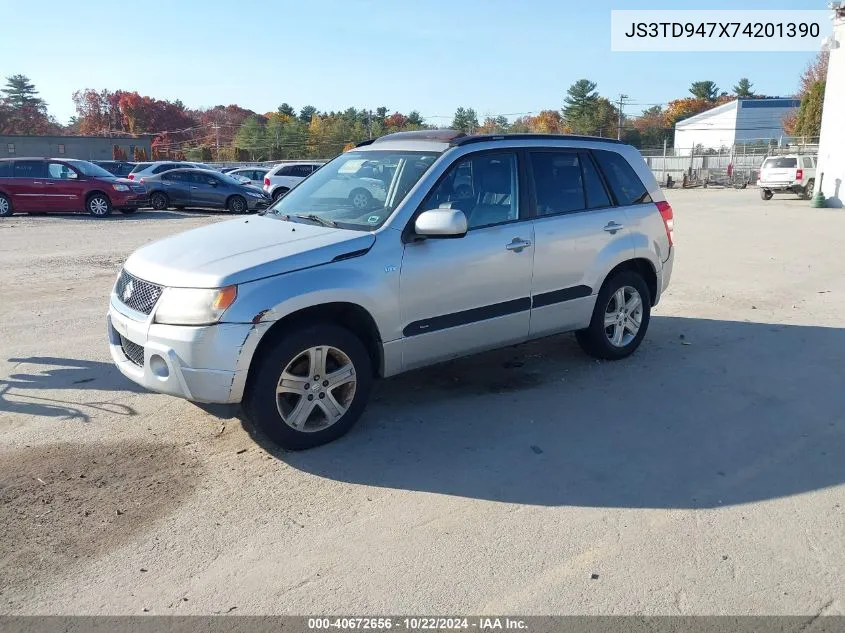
xmin=130 ymin=162 xmax=151 ymax=174
xmin=47 ymin=162 xmax=75 ymax=179
xmin=65 ymin=159 xmax=115 ymax=178
xmin=422 ymin=152 xmax=519 ymax=229
xmin=593 ymin=149 xmax=651 ymax=206
xmin=268 ymin=150 xmax=439 ymax=231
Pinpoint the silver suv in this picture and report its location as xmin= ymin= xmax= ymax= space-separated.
xmin=108 ymin=131 xmax=674 ymax=450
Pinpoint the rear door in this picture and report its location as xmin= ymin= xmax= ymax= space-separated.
xmin=45 ymin=161 xmax=87 ymax=211
xmin=527 ymin=149 xmax=635 ymax=337
xmin=8 ymin=160 xmax=48 ymax=211
xmin=160 ymin=171 xmax=191 ymax=205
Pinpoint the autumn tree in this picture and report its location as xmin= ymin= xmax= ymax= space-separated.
xmin=689 ymin=80 xmax=719 ymax=101
xmin=133 ymin=147 xmax=148 ymax=161
xmin=784 ymin=51 xmax=829 ymax=135
xmin=478 ymin=115 xmax=510 ymax=134
xmin=733 ymin=78 xmax=755 ymax=98
xmin=791 ymin=81 xmax=825 ymax=138
xmin=630 ymin=105 xmax=670 ymax=148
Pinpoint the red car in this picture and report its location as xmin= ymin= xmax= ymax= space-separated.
xmin=0 ymin=157 xmax=149 ymax=218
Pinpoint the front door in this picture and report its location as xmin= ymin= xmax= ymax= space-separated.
xmin=44 ymin=162 xmax=87 ymax=211
xmin=399 ymin=151 xmax=534 ymax=371
xmin=189 ymin=172 xmax=225 ymax=208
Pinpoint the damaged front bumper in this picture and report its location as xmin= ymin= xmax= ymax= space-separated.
xmin=107 ymin=300 xmax=270 ymax=404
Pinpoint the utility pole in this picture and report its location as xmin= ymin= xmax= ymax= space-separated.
xmin=616 ymin=94 xmax=629 ymax=140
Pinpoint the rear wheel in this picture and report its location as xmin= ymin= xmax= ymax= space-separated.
xmin=150 ymin=192 xmax=169 ymax=210
xmin=0 ymin=194 xmax=14 ymax=217
xmin=272 ymin=187 xmax=289 ymax=201
xmin=576 ymin=270 xmax=651 ymax=361
xmin=227 ymin=195 xmax=247 ymax=214
xmin=243 ymin=323 xmax=373 ymax=450
xmin=760 ymin=188 xmax=773 ymax=201
xmin=803 ymin=179 xmax=815 ymax=200
xmin=87 ymin=193 xmax=112 ymax=217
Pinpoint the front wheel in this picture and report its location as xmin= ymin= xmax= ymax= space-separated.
xmin=243 ymin=323 xmax=373 ymax=450
xmin=760 ymin=188 xmax=773 ymax=201
xmin=349 ymin=188 xmax=373 ymax=210
xmin=87 ymin=194 xmax=112 ymax=217
xmin=227 ymin=195 xmax=247 ymax=214
xmin=576 ymin=270 xmax=651 ymax=361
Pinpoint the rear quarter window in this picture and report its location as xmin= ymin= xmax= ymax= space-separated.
xmin=592 ymin=149 xmax=651 ymax=206
xmin=130 ymin=163 xmax=151 ymax=173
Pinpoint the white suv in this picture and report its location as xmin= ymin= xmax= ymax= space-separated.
xmin=262 ymin=162 xmax=324 ymax=200
xmin=758 ymin=154 xmax=816 ymax=200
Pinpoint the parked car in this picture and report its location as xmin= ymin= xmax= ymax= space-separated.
xmin=228 ymin=167 xmax=270 ymax=187
xmin=758 ymin=154 xmax=816 ymax=200
xmin=142 ymin=168 xmax=271 ymax=213
xmin=107 ymin=130 xmax=674 ymax=450
xmin=0 ymin=157 xmax=148 ymax=218
xmin=263 ymin=161 xmax=324 ymax=200
xmin=93 ymin=160 xmax=137 ymax=177
xmin=219 ymin=167 xmax=239 ymax=174
xmin=127 ymin=161 xmax=212 ymax=182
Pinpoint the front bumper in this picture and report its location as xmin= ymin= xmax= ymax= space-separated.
xmin=247 ymin=196 xmax=271 ymax=211
xmin=107 ymin=300 xmax=255 ymax=404
xmin=112 ymin=192 xmax=149 ymax=209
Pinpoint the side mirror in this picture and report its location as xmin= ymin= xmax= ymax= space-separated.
xmin=67 ymin=171 xmax=78 ymax=179
xmin=414 ymin=208 xmax=467 ymax=238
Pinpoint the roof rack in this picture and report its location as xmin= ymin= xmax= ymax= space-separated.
xmin=451 ymin=133 xmax=625 ymax=147
xmin=372 ymin=129 xmax=467 ymax=144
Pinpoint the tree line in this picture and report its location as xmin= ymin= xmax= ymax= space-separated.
xmin=0 ymin=57 xmax=828 ymax=162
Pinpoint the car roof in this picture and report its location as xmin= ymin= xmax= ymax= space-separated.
xmin=355 ymin=129 xmax=628 ymax=153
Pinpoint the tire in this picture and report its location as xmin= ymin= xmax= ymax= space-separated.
xmin=349 ymin=188 xmax=373 ymax=210
xmin=576 ymin=270 xmax=651 ymax=361
xmin=150 ymin=192 xmax=169 ymax=210
xmin=0 ymin=194 xmax=13 ymax=217
xmin=803 ymin=179 xmax=815 ymax=200
xmin=760 ymin=188 xmax=773 ymax=201
xmin=243 ymin=323 xmax=373 ymax=450
xmin=272 ymin=188 xmax=289 ymax=201
xmin=227 ymin=195 xmax=247 ymax=214
xmin=119 ymin=208 xmax=138 ymax=214
xmin=87 ymin=193 xmax=112 ymax=217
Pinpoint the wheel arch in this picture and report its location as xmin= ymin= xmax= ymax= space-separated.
xmin=85 ymin=189 xmax=111 ymax=204
xmin=244 ymin=302 xmax=384 ymax=396
xmin=226 ymin=193 xmax=247 ymax=209
xmin=599 ymin=258 xmax=658 ymax=306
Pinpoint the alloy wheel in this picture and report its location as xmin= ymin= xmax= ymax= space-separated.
xmin=604 ymin=286 xmax=643 ymax=348
xmin=89 ymin=197 xmax=109 ymax=215
xmin=276 ymin=345 xmax=357 ymax=432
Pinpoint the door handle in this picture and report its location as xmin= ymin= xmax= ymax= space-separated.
xmin=33 ymin=181 xmax=43 ymax=185
xmin=603 ymin=221 xmax=624 ymax=234
xmin=505 ymin=238 xmax=532 ymax=252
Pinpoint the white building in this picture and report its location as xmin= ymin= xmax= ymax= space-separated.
xmin=673 ymin=98 xmax=800 ymax=155
xmin=816 ymin=3 xmax=845 ymax=208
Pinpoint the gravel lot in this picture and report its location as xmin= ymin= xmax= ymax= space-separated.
xmin=1 ymin=190 xmax=843 ymax=616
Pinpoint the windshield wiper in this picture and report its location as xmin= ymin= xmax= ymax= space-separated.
xmin=295 ymin=214 xmax=338 ymax=228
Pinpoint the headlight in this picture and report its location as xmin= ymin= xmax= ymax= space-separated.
xmin=112 ymin=184 xmax=130 ymax=192
xmin=246 ymin=191 xmax=263 ymax=198
xmin=154 ymin=285 xmax=237 ymax=325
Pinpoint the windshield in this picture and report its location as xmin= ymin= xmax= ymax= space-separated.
xmin=216 ymin=171 xmax=249 ymax=186
xmin=763 ymin=157 xmax=798 ymax=169
xmin=266 ymin=150 xmax=439 ymax=230
xmin=66 ymin=160 xmax=117 ymax=178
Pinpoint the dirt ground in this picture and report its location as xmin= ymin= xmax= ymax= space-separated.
xmin=1 ymin=190 xmax=843 ymax=615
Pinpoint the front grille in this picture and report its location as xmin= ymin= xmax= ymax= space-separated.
xmin=119 ymin=335 xmax=144 ymax=367
xmin=114 ymin=270 xmax=162 ymax=315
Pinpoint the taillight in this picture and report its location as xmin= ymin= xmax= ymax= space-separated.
xmin=127 ymin=173 xmax=134 ymax=180
xmin=264 ymin=177 xmax=270 ymax=186
xmin=796 ymin=168 xmax=803 ymax=181
xmin=656 ymin=200 xmax=674 ymax=247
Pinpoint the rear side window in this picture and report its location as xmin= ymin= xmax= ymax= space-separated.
xmin=152 ymin=163 xmax=176 ymax=174
xmin=529 ymin=151 xmax=586 ymax=215
xmin=763 ymin=157 xmax=797 ymax=169
xmin=0 ymin=161 xmax=11 ymax=177
xmin=13 ymin=160 xmax=47 ymax=178
xmin=802 ymin=157 xmax=813 ymax=168
xmin=593 ymin=150 xmax=651 ymax=206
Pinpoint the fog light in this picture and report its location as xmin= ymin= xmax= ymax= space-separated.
xmin=149 ymin=354 xmax=169 ymax=379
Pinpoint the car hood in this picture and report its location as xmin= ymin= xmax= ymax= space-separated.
xmin=124 ymin=216 xmax=375 ymax=287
